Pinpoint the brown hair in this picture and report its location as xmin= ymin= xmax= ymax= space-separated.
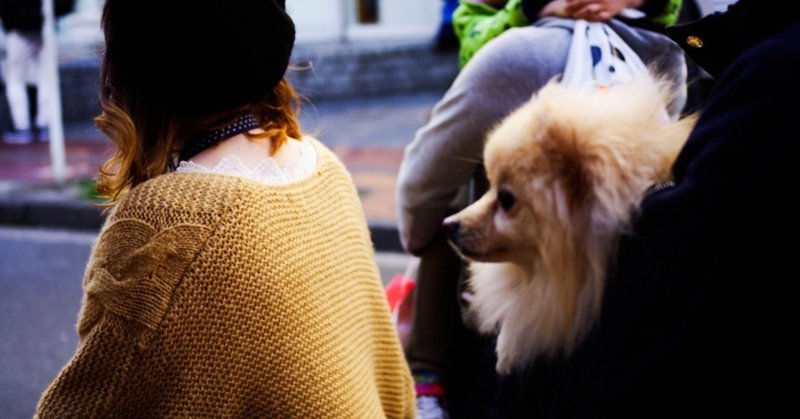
xmin=95 ymin=2 xmax=301 ymax=205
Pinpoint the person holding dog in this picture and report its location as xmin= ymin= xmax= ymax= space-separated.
xmin=35 ymin=1 xmax=415 ymax=417
xmin=397 ymin=0 xmax=688 ymax=417
xmin=530 ymin=0 xmax=799 ymax=416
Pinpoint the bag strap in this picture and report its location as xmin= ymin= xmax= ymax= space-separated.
xmin=562 ymin=20 xmax=650 ymax=90
xmin=562 ymin=20 xmax=592 ymax=89
xmin=600 ymin=22 xmax=649 ymax=84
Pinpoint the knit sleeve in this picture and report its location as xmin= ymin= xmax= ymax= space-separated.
xmin=35 ymin=217 xmax=213 ymax=417
xmin=76 ymin=219 xmax=211 ymax=340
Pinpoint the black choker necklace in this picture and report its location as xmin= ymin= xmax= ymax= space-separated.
xmin=180 ymin=113 xmax=260 ymax=161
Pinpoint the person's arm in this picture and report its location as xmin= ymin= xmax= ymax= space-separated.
xmin=396 ymin=84 xmax=490 ymax=254
xmin=398 ymin=27 xmax=569 ymax=255
xmin=540 ymin=0 xmax=681 ymax=25
xmin=36 ymin=212 xmax=214 ymax=416
xmin=563 ymin=0 xmax=645 ymax=21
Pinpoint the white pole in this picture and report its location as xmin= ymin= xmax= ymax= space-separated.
xmin=340 ymin=0 xmax=349 ymax=43
xmin=42 ymin=0 xmax=66 ymax=185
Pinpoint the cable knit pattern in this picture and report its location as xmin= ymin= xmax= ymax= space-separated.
xmin=36 ymin=139 xmax=416 ymax=418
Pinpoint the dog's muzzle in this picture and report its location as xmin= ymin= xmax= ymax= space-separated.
xmin=443 ymin=218 xmax=479 ymax=258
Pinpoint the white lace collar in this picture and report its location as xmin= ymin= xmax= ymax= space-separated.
xmin=174 ymin=139 xmax=317 ymax=185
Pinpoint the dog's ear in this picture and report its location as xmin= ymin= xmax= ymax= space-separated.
xmin=537 ymin=120 xmax=595 ymax=224
xmin=533 ymin=82 xmax=622 ymax=223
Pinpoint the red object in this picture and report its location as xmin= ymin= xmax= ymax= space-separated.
xmin=415 ymin=381 xmax=446 ymax=397
xmin=385 ymin=274 xmax=416 ymax=312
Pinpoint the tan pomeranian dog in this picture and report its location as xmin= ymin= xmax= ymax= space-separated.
xmin=444 ymin=79 xmax=696 ymax=374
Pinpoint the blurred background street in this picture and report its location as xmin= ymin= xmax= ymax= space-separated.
xmin=0 ymin=92 xmax=445 ymax=225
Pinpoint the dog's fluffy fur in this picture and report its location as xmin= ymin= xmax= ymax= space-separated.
xmin=446 ymin=79 xmax=696 ymax=374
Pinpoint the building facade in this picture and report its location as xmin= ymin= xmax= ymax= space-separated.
xmin=59 ymin=0 xmax=441 ymax=44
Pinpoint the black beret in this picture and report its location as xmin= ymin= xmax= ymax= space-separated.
xmin=104 ymin=0 xmax=295 ymax=116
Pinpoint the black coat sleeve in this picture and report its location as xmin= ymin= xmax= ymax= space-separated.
xmin=572 ymin=22 xmax=800 ymax=418
xmin=496 ymin=21 xmax=800 ymax=419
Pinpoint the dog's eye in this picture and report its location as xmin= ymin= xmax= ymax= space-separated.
xmin=498 ymin=189 xmax=516 ymax=212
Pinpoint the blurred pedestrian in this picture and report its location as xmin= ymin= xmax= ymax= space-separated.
xmin=434 ymin=0 xmax=460 ymax=51
xmin=35 ymin=1 xmax=415 ymax=417
xmin=0 ymin=0 xmax=74 ymax=144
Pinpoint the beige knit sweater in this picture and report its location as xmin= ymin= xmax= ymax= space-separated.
xmin=36 ymin=140 xmax=415 ymax=418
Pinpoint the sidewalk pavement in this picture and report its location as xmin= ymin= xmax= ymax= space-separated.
xmin=0 ymin=92 xmax=444 ymax=252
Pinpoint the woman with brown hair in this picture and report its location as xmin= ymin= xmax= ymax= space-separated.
xmin=35 ymin=1 xmax=414 ymax=417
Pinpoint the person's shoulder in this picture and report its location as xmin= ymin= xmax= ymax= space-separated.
xmin=137 ymin=170 xmax=244 ymax=197
xmin=301 ymin=136 xmax=330 ymax=156
xmin=299 ymin=136 xmax=350 ymax=176
xmin=117 ymin=172 xmax=246 ymax=221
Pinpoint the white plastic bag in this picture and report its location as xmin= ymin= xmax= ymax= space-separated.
xmin=562 ymin=20 xmax=650 ymax=90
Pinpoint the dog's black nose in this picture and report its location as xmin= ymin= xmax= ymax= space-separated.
xmin=442 ymin=219 xmax=460 ymax=242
